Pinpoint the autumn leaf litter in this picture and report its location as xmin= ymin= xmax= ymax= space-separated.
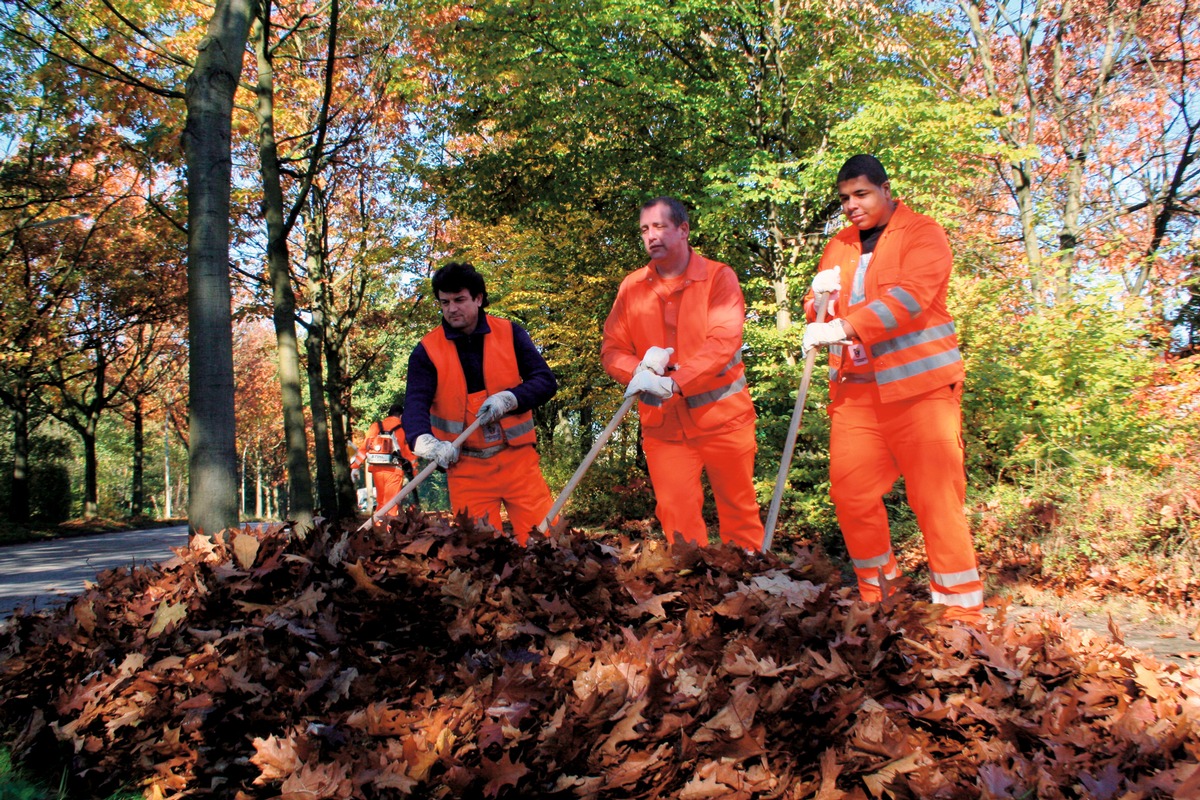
xmin=1 ymin=510 xmax=1199 ymax=799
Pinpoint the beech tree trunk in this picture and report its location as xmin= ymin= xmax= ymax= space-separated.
xmin=183 ymin=0 xmax=253 ymax=536
xmin=131 ymin=395 xmax=144 ymax=516
xmin=252 ymin=5 xmax=318 ymax=526
xmin=306 ymin=329 xmax=338 ymax=517
xmin=4 ymin=379 xmax=31 ymax=523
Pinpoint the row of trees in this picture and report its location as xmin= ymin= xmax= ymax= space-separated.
xmin=0 ymin=0 xmax=1196 ymax=534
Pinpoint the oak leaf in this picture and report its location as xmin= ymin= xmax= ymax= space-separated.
xmin=480 ymin=751 xmax=528 ymax=797
xmin=251 ymin=734 xmax=301 ymax=784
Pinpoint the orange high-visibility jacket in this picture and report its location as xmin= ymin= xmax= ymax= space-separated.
xmin=422 ymin=317 xmax=537 ymax=456
xmin=602 ymin=249 xmax=755 ymax=438
xmin=806 ymin=201 xmax=964 ymax=404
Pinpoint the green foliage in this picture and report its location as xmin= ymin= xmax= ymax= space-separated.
xmin=955 ymin=272 xmax=1174 ymax=481
xmin=546 ymin=458 xmax=658 ymax=530
xmin=0 ymin=416 xmax=74 ymax=524
xmin=0 ymin=747 xmax=45 ymax=800
xmin=0 ymin=747 xmax=140 ymax=800
xmin=815 ymin=79 xmax=998 ymax=227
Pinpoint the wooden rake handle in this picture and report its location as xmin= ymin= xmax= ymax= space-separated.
xmin=762 ymin=293 xmax=830 ymax=551
xmin=537 ymin=394 xmax=638 ymax=534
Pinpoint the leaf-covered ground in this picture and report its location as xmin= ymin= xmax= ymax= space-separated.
xmin=1 ymin=511 xmax=1199 ymax=799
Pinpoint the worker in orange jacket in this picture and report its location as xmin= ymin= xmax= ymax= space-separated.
xmin=802 ymin=154 xmax=983 ymax=623
xmin=602 ymin=196 xmax=764 ymax=551
xmin=403 ymin=262 xmax=557 ymax=544
xmin=353 ymin=402 xmax=419 ymax=517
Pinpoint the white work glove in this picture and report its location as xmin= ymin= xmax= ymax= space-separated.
xmin=476 ymin=390 xmax=518 ymax=425
xmin=624 ymin=370 xmax=677 ymax=400
xmin=634 ymin=346 xmax=674 ymax=376
xmin=413 ymin=433 xmax=459 ymax=469
xmin=802 ymin=320 xmax=852 ymax=354
xmin=811 ymin=269 xmax=841 ymax=295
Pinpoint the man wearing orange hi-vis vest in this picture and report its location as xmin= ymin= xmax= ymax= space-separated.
xmin=353 ymin=402 xmax=419 ymax=516
xmin=403 ymin=262 xmax=557 ymax=544
xmin=802 ymin=155 xmax=983 ymax=624
xmin=601 ymin=196 xmax=764 ymax=552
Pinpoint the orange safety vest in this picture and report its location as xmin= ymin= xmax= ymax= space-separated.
xmin=810 ymin=202 xmax=964 ymax=404
xmin=421 ymin=317 xmax=537 ymax=458
xmin=602 ymin=250 xmax=755 ymax=437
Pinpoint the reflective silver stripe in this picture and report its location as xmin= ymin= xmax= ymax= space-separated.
xmin=931 ymin=589 xmax=984 ymax=608
xmin=431 ymin=414 xmax=465 ymax=434
xmin=640 ymin=394 xmax=664 ymax=407
xmin=931 ymin=568 xmax=980 ymax=589
xmin=867 ymin=299 xmax=898 ymax=331
xmin=685 ymin=374 xmax=747 ymax=409
xmin=870 ymin=322 xmax=957 ymax=358
xmin=461 ymin=444 xmax=506 ymax=459
xmin=862 ymin=568 xmax=900 ymax=586
xmin=887 ymin=286 xmax=921 ymax=316
xmin=504 ymin=418 xmax=535 ymax=438
xmin=852 ymin=550 xmax=894 ymax=570
xmin=828 ymin=345 xmax=842 ymax=381
xmin=876 ymin=348 xmax=962 ymax=385
xmin=718 ymin=350 xmax=743 ymax=376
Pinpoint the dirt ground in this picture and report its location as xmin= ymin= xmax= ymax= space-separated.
xmin=990 ymin=582 xmax=1200 ymax=667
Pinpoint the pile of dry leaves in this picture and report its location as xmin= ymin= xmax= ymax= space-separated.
xmin=2 ymin=510 xmax=1199 ymax=799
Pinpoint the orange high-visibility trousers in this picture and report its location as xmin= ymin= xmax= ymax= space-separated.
xmin=370 ymin=468 xmax=407 ymax=517
xmin=448 ymin=444 xmax=553 ymax=545
xmin=828 ymin=382 xmax=982 ymax=622
xmin=643 ymin=422 xmax=764 ymax=551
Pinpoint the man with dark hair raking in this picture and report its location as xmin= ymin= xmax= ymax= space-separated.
xmin=601 ymin=196 xmax=764 ymax=551
xmin=802 ymin=154 xmax=983 ymax=623
xmin=402 ymin=262 xmax=557 ymax=544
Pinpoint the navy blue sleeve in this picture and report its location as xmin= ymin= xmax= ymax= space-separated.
xmin=509 ymin=323 xmax=557 ymax=411
xmin=402 ymin=343 xmax=437 ymax=444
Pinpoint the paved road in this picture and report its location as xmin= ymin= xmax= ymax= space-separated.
xmin=0 ymin=525 xmax=192 ymax=618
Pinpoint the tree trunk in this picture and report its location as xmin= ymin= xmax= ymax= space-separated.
xmin=83 ymin=416 xmax=98 ymax=518
xmin=255 ymin=450 xmax=264 ymax=519
xmin=301 ymin=195 xmax=339 ymax=518
xmin=131 ymin=395 xmax=145 ymax=516
xmin=306 ymin=329 xmax=338 ymax=517
xmin=578 ymin=404 xmax=593 ymax=461
xmin=183 ymin=0 xmax=253 ymax=536
xmin=322 ymin=313 xmax=357 ymax=518
xmin=8 ymin=379 xmax=31 ymax=523
xmin=253 ymin=9 xmax=314 ymax=527
xmin=240 ymin=446 xmax=248 ymax=515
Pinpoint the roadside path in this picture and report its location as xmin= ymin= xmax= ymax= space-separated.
xmin=0 ymin=524 xmax=192 ymax=618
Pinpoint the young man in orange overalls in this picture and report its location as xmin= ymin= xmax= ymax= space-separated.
xmin=802 ymin=154 xmax=983 ymax=623
xmin=403 ymin=262 xmax=557 ymax=544
xmin=601 ymin=196 xmax=764 ymax=552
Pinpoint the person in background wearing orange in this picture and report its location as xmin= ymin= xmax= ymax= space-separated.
xmin=403 ymin=262 xmax=557 ymax=544
xmin=801 ymin=154 xmax=982 ymax=624
xmin=601 ymin=196 xmax=764 ymax=552
xmin=354 ymin=402 xmax=418 ymax=517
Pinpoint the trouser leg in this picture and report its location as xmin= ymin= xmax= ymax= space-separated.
xmin=448 ymin=457 xmax=504 ymax=532
xmin=694 ymin=424 xmax=764 ymax=551
xmin=829 ymin=384 xmax=901 ymax=602
xmin=643 ymin=435 xmax=707 ymax=546
xmin=495 ymin=445 xmax=554 ymax=545
xmin=371 ymin=469 xmax=406 ymax=516
xmin=887 ymin=385 xmax=982 ymax=621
